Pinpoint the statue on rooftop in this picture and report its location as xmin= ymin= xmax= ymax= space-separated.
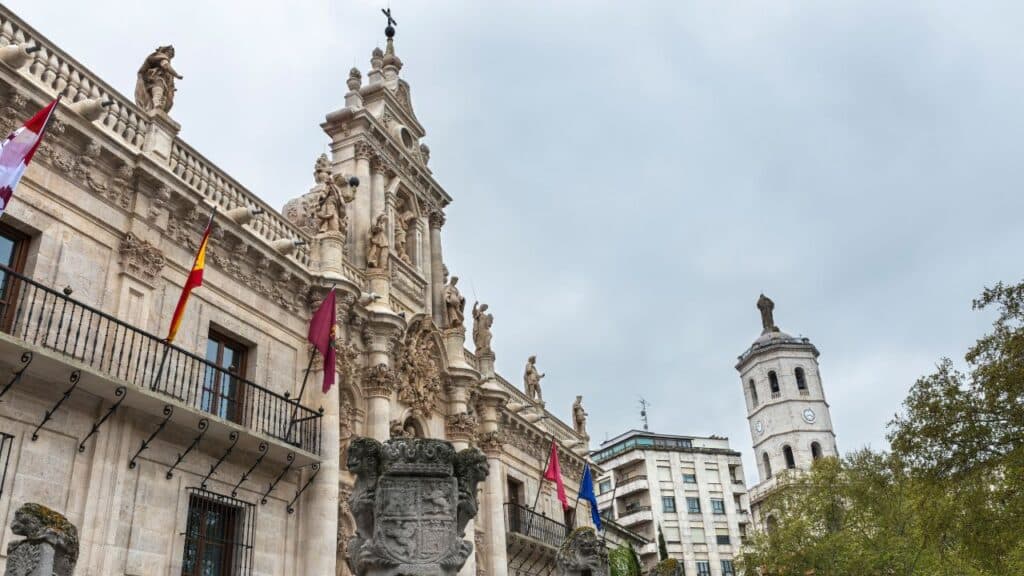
xmin=443 ymin=276 xmax=465 ymax=329
xmin=472 ymin=301 xmax=493 ymax=354
xmin=367 ymin=213 xmax=390 ymax=270
xmin=572 ymin=395 xmax=587 ymax=436
xmin=524 ymin=355 xmax=544 ymax=402
xmin=314 ymin=154 xmax=355 ymax=237
xmin=135 ymin=45 xmax=182 ymax=113
xmin=757 ymin=293 xmax=779 ymax=335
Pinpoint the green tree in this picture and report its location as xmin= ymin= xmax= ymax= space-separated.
xmin=609 ymin=543 xmax=643 ymax=576
xmin=658 ymin=524 xmax=669 ymax=561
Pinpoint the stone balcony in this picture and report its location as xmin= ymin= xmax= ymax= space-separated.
xmin=617 ymin=505 xmax=654 ymax=527
xmin=613 ymin=474 xmax=649 ymax=497
xmin=0 ymin=265 xmax=322 ymax=466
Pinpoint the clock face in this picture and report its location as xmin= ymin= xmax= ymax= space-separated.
xmin=802 ymin=408 xmax=817 ymax=424
xmin=754 ymin=420 xmax=764 ymax=435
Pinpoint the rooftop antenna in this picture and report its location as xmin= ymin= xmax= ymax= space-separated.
xmin=639 ymin=398 xmax=651 ymax=431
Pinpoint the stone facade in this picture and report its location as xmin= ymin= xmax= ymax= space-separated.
xmin=0 ymin=6 xmax=595 ymax=576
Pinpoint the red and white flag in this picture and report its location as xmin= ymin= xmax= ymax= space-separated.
xmin=0 ymin=97 xmax=60 ymax=217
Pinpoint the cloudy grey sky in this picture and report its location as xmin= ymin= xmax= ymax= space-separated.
xmin=13 ymin=0 xmax=1024 ymax=481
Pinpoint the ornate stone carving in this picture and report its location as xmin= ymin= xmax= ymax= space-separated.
xmin=474 ymin=531 xmax=487 ymax=576
xmin=336 ymin=340 xmax=360 ymax=390
xmin=396 ymin=319 xmax=443 ymax=417
xmin=524 ymin=355 xmax=545 ymax=403
xmin=556 ymin=527 xmax=609 ymax=576
xmin=367 ymin=213 xmax=390 ymax=270
xmin=108 ymin=164 xmax=135 ymax=210
xmin=445 ymin=412 xmax=478 ymax=442
xmin=389 ymin=419 xmax=416 ymax=439
xmin=472 ymin=302 xmax=493 ymax=355
xmin=443 ymin=276 xmax=465 ymax=329
xmin=314 ymin=154 xmax=356 ymax=236
xmin=147 ymin=184 xmax=171 ymax=222
xmin=354 ymin=141 xmax=375 ymax=161
xmin=477 ymin=431 xmax=502 ymax=455
xmin=135 ymin=46 xmax=182 ymax=113
xmin=757 ymin=293 xmax=779 ymax=334
xmin=4 ymin=503 xmax=79 ymax=576
xmin=363 ymin=363 xmax=396 ymax=397
xmin=345 ymin=437 xmax=487 ymax=576
xmin=428 ymin=209 xmax=446 ymax=230
xmin=118 ymin=232 xmax=165 ymax=285
xmin=393 ymin=197 xmax=416 ymax=265
xmin=572 ymin=395 xmax=587 ymax=437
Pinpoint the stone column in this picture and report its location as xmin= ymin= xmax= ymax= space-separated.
xmin=360 ymin=314 xmax=404 ymax=442
xmin=352 ymin=145 xmax=373 ymax=267
xmin=428 ymin=210 xmax=446 ymax=326
xmin=371 ymin=158 xmax=387 ymax=221
xmin=477 ymin=387 xmax=509 ymax=576
xmin=301 ymin=346 xmax=339 ymax=576
xmin=318 ymin=231 xmax=346 ymax=279
xmin=420 ymin=215 xmax=433 ymax=317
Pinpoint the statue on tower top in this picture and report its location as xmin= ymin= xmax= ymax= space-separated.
xmin=757 ymin=293 xmax=780 ymax=335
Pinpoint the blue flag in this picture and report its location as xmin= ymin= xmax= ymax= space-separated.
xmin=579 ymin=463 xmax=602 ymax=530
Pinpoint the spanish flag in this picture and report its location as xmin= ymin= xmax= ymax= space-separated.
xmin=166 ymin=209 xmax=215 ymax=343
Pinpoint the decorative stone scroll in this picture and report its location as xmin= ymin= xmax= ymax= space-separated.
xmin=118 ymin=232 xmax=165 ymax=285
xmin=345 ymin=437 xmax=489 ymax=576
xmin=556 ymin=527 xmax=609 ymax=576
xmin=4 ymin=503 xmax=79 ymax=576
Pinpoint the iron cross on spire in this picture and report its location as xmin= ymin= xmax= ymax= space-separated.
xmin=382 ymin=7 xmax=397 ymax=28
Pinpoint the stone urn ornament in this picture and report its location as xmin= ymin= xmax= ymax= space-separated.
xmin=4 ymin=503 xmax=79 ymax=576
xmin=346 ymin=437 xmax=489 ymax=576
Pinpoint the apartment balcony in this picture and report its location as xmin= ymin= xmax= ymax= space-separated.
xmin=0 ymin=266 xmax=322 ymax=465
xmin=617 ymin=505 xmax=654 ymax=527
xmin=613 ymin=474 xmax=649 ymax=497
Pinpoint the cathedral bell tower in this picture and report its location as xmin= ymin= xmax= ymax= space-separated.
xmin=736 ymin=295 xmax=838 ymax=499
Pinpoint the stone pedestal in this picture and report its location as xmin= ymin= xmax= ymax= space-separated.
xmin=476 ymin=351 xmax=496 ymax=380
xmin=365 ymin=268 xmax=392 ymax=313
xmin=4 ymin=503 xmax=79 ymax=576
xmin=318 ymin=231 xmax=346 ymax=278
xmin=442 ymin=327 xmax=472 ymax=370
xmin=141 ymin=110 xmax=180 ymax=161
xmin=346 ymin=438 xmax=488 ymax=576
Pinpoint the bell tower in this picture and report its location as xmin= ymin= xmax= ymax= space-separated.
xmin=736 ymin=295 xmax=838 ymax=507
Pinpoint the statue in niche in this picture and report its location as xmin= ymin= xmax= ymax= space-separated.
xmin=367 ymin=213 xmax=390 ymax=269
xmin=393 ymin=197 xmax=416 ymax=264
xmin=443 ymin=276 xmax=466 ymax=329
xmin=524 ymin=355 xmax=545 ymax=402
xmin=572 ymin=395 xmax=587 ymax=436
xmin=472 ymin=301 xmax=493 ymax=354
xmin=757 ymin=293 xmax=779 ymax=335
xmin=314 ymin=154 xmax=355 ymax=236
xmin=134 ymin=45 xmax=182 ymax=113
xmin=389 ymin=419 xmax=416 ymax=439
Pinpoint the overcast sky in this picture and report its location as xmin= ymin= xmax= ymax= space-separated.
xmin=13 ymin=0 xmax=1024 ymax=482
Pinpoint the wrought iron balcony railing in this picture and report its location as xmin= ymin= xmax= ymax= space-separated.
xmin=0 ymin=265 xmax=321 ymax=455
xmin=504 ymin=503 xmax=571 ymax=549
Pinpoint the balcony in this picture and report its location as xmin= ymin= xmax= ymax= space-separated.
xmin=613 ymin=474 xmax=649 ymax=496
xmin=617 ymin=505 xmax=653 ymax=527
xmin=505 ymin=502 xmax=570 ymax=549
xmin=0 ymin=265 xmax=322 ymax=460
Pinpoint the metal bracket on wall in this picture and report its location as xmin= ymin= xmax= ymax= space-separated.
xmin=77 ymin=386 xmax=127 ymax=452
xmin=260 ymin=452 xmax=295 ymax=505
xmin=166 ymin=418 xmax=209 ymax=479
xmin=200 ymin=431 xmax=239 ymax=489
xmin=231 ymin=441 xmax=268 ymax=497
xmin=287 ymin=462 xmax=321 ymax=514
xmin=129 ymin=405 xmax=173 ymax=470
xmin=0 ymin=351 xmax=32 ymax=401
xmin=31 ymin=369 xmax=80 ymax=441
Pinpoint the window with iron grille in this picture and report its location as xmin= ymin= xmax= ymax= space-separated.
xmin=722 ymin=560 xmax=736 ymax=575
xmin=711 ymin=498 xmax=726 ymax=515
xmin=181 ymin=488 xmax=255 ymax=576
xmin=686 ymin=497 xmax=701 ymax=514
xmin=696 ymin=560 xmax=711 ymax=576
xmin=662 ymin=496 xmax=676 ymax=512
xmin=716 ymin=533 xmax=730 ymax=545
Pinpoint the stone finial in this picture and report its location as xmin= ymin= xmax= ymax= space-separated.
xmin=135 ymin=45 xmax=182 ymax=114
xmin=757 ymin=293 xmax=779 ymax=335
xmin=556 ymin=527 xmax=609 ymax=576
xmin=348 ymin=68 xmax=363 ymax=91
xmin=371 ymin=47 xmax=384 ymax=71
xmin=5 ymin=503 xmax=79 ymax=576
xmin=345 ymin=437 xmax=489 ymax=576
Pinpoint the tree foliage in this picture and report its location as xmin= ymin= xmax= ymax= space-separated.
xmin=609 ymin=543 xmax=643 ymax=576
xmin=740 ymin=280 xmax=1024 ymax=575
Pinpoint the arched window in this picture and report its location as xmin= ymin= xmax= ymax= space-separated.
xmin=768 ymin=371 xmax=780 ymax=395
xmin=762 ymin=452 xmax=772 ymax=479
xmin=795 ymin=367 xmax=807 ymax=391
xmin=783 ymin=445 xmax=796 ymax=469
xmin=748 ymin=379 xmax=759 ymax=406
xmin=811 ymin=442 xmax=822 ymax=461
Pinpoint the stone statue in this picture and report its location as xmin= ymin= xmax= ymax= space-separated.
xmin=524 ymin=355 xmax=544 ymax=402
xmin=443 ymin=276 xmax=466 ymax=329
xmin=393 ymin=198 xmax=416 ymax=264
xmin=572 ymin=395 xmax=587 ymax=436
xmin=367 ymin=213 xmax=390 ymax=269
xmin=757 ymin=293 xmax=779 ymax=335
xmin=314 ymin=154 xmax=355 ymax=236
xmin=389 ymin=419 xmax=416 ymax=439
xmin=471 ymin=301 xmax=493 ymax=354
xmin=345 ymin=437 xmax=489 ymax=576
xmin=134 ymin=45 xmax=182 ymax=113
xmin=4 ymin=503 xmax=79 ymax=576
xmin=556 ymin=527 xmax=609 ymax=576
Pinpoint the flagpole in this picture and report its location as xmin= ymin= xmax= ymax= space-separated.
xmin=285 ymin=348 xmax=317 ymax=443
xmin=149 ymin=344 xmax=171 ymax=390
xmin=525 ymin=432 xmax=556 ymax=537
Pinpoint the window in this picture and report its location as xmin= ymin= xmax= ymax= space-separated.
xmin=599 ymin=479 xmax=612 ymax=494
xmin=657 ymin=466 xmax=672 ymax=481
xmin=811 ymin=442 xmax=823 ymax=460
xmin=748 ymin=378 xmax=758 ymax=406
xmin=783 ymin=445 xmax=796 ymax=469
xmin=690 ymin=526 xmax=705 ymax=543
xmin=662 ymin=496 xmax=677 ymax=513
xmin=711 ymin=499 xmax=726 ymax=515
xmin=686 ymin=497 xmax=701 ymax=514
xmin=768 ymin=371 xmax=780 ymax=394
xmin=696 ymin=560 xmax=711 ymax=576
xmin=203 ymin=331 xmax=248 ymax=423
xmin=722 ymin=560 xmax=736 ymax=575
xmin=795 ymin=367 xmax=807 ymax=391
xmin=682 ymin=473 xmax=697 ymax=484
xmin=716 ymin=533 xmax=731 ymax=545
xmin=0 ymin=223 xmax=28 ymax=331
xmin=600 ymin=507 xmax=613 ymax=520
xmin=181 ymin=488 xmax=255 ymax=576
xmin=763 ymin=452 xmax=772 ymax=479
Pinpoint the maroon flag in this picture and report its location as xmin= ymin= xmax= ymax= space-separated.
xmin=544 ymin=440 xmax=570 ymax=510
xmin=308 ymin=287 xmax=337 ymax=393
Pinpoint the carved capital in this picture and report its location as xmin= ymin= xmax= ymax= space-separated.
xmin=477 ymin=430 xmax=503 ymax=456
xmin=428 ymin=209 xmax=446 ymax=230
xmin=362 ymin=363 xmax=396 ymax=397
xmin=354 ymin=141 xmax=375 ymax=161
xmin=445 ymin=412 xmax=479 ymax=442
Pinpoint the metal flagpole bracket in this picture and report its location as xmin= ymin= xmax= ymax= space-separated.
xmin=129 ymin=405 xmax=173 ymax=469
xmin=261 ymin=452 xmax=295 ymax=505
xmin=287 ymin=462 xmax=321 ymax=514
xmin=200 ymin=431 xmax=239 ymax=489
xmin=31 ymin=369 xmax=80 ymax=441
xmin=77 ymin=385 xmax=127 ymax=452
xmin=166 ymin=418 xmax=209 ymax=479
xmin=0 ymin=351 xmax=33 ymax=401
xmin=231 ymin=441 xmax=268 ymax=497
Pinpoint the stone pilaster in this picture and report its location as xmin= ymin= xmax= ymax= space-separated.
xmin=477 ymin=387 xmax=509 ymax=576
xmin=141 ymin=110 xmax=180 ymax=162
xmin=360 ymin=311 xmax=404 ymax=442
